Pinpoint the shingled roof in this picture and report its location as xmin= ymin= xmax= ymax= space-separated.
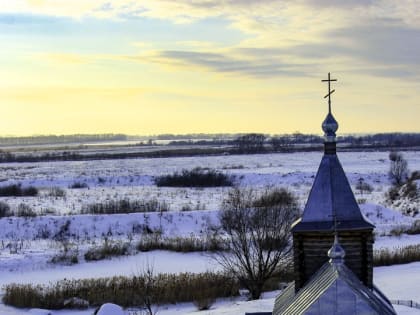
xmin=292 ymin=152 xmax=374 ymax=232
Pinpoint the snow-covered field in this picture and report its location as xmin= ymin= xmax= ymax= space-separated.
xmin=0 ymin=151 xmax=419 ymax=314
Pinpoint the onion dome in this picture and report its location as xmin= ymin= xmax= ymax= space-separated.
xmin=322 ymin=112 xmax=339 ymax=142
xmin=328 ymin=234 xmax=345 ymax=265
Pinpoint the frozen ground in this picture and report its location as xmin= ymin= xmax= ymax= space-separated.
xmin=1 ymin=151 xmax=419 ymax=215
xmin=0 ymin=151 xmax=419 ymax=314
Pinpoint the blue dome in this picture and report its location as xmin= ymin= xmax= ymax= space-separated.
xmin=322 ymin=112 xmax=339 ymax=138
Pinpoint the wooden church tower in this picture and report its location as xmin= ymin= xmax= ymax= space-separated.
xmin=291 ymin=73 xmax=375 ymax=291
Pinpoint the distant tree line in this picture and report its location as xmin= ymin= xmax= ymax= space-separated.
xmin=0 ymin=134 xmax=127 ymax=146
xmin=2 ymin=132 xmax=419 ymax=149
xmin=338 ymin=133 xmax=420 ymax=147
xmin=0 ymin=132 xmax=420 ymax=163
xmin=168 ymin=139 xmax=231 ymax=146
xmin=232 ymin=132 xmax=420 ymax=154
xmin=233 ymin=133 xmax=323 ymax=153
xmin=155 ymin=133 xmax=238 ymax=140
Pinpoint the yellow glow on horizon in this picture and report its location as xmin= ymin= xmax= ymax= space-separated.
xmin=0 ymin=1 xmax=419 ymax=136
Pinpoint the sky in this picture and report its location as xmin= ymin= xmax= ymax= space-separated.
xmin=0 ymin=0 xmax=419 ymax=136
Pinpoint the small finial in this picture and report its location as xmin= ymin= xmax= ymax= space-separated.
xmin=328 ymin=213 xmax=345 ymax=265
xmin=328 ymin=233 xmax=346 ymax=265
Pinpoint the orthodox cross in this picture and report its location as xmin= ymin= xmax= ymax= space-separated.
xmin=322 ymin=72 xmax=337 ymax=114
xmin=328 ymin=212 xmax=340 ymax=236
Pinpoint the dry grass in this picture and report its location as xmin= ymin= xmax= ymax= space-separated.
xmin=3 ymin=272 xmax=239 ymax=309
xmin=137 ymin=235 xmax=226 ymax=253
xmin=374 ymin=244 xmax=420 ymax=266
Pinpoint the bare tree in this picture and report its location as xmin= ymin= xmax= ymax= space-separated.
xmin=389 ymin=151 xmax=409 ymax=186
xmin=137 ymin=262 xmax=161 ymax=315
xmin=356 ymin=177 xmax=373 ymax=196
xmin=234 ymin=133 xmax=266 ymax=153
xmin=216 ymin=187 xmax=298 ymax=300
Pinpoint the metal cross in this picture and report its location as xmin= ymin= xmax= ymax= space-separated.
xmin=328 ymin=212 xmax=340 ymax=235
xmin=322 ymin=72 xmax=337 ymax=114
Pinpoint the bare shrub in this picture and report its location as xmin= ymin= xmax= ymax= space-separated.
xmin=356 ymin=178 xmax=373 ymax=195
xmin=181 ymin=204 xmax=192 ymax=211
xmin=406 ymin=220 xmax=420 ymax=235
xmin=0 ymin=201 xmax=12 ymax=218
xmin=389 ymin=226 xmax=405 ymax=237
xmin=85 ymin=238 xmax=130 ymax=261
xmin=389 ymin=151 xmax=409 ymax=186
xmin=48 ymin=187 xmax=66 ymax=198
xmin=386 ymin=180 xmax=419 ymax=216
xmin=50 ymin=249 xmax=79 ymax=265
xmin=51 ymin=220 xmax=78 ymax=265
xmin=81 ymin=199 xmax=169 ymax=215
xmin=193 ymin=287 xmax=216 ymax=311
xmin=0 ymin=184 xmax=38 ymax=197
xmin=400 ymin=180 xmax=419 ymax=200
xmin=216 ymin=187 xmax=298 ymax=300
xmin=69 ymin=182 xmax=89 ymax=189
xmin=155 ymin=167 xmax=234 ymax=187
xmin=386 ymin=185 xmax=400 ymax=202
xmin=15 ymin=204 xmax=37 ymax=217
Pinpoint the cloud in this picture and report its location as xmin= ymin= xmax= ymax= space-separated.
xmin=329 ymin=20 xmax=420 ymax=66
xmin=302 ymin=0 xmax=377 ymax=9
xmin=138 ymin=49 xmax=311 ymax=78
xmin=234 ymin=17 xmax=420 ymax=78
xmin=1 ymin=0 xmax=419 ymax=29
xmin=3 ymin=0 xmax=420 ymax=81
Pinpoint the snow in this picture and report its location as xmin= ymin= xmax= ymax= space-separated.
xmin=0 ymin=150 xmax=419 ymax=315
xmin=0 ymin=251 xmax=219 ymax=289
xmin=96 ymin=303 xmax=124 ymax=315
xmin=361 ymin=203 xmax=414 ymax=235
xmin=375 ymin=262 xmax=420 ymax=301
xmin=0 ymin=210 xmax=219 ymax=241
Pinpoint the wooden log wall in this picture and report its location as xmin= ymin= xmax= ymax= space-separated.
xmin=293 ymin=229 xmax=373 ymax=291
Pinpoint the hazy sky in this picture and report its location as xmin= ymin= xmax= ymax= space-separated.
xmin=1 ymin=0 xmax=419 ymax=136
